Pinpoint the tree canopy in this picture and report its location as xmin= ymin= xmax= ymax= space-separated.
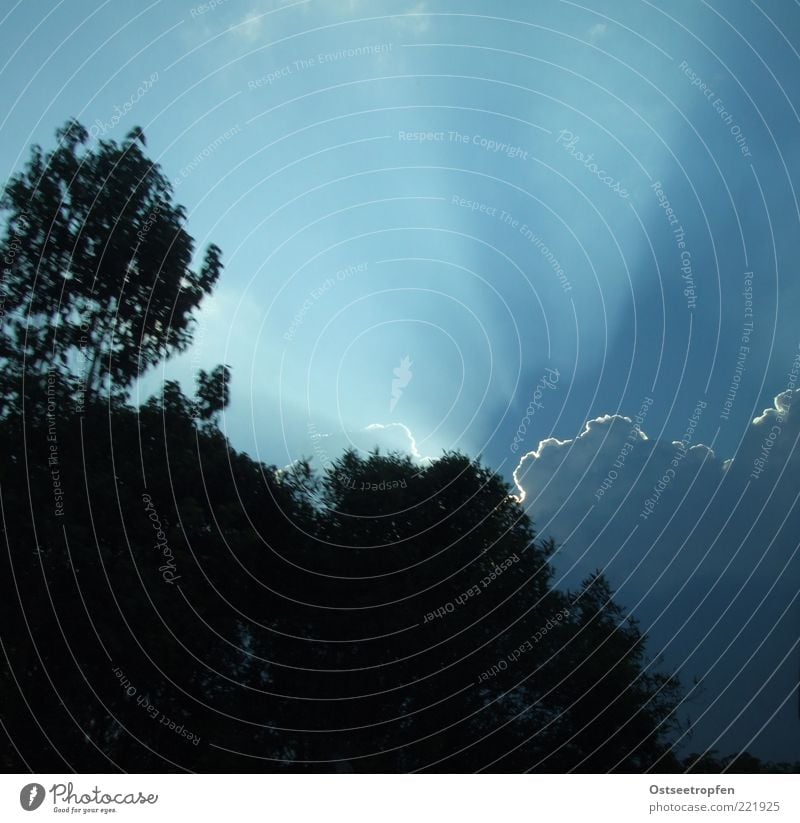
xmin=1 ymin=120 xmax=794 ymax=774
xmin=0 ymin=118 xmax=222 ymax=412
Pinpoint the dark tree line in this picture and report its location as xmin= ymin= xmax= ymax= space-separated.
xmin=0 ymin=121 xmax=795 ymax=773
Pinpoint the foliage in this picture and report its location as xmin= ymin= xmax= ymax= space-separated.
xmin=1 ymin=120 xmax=790 ymax=774
xmin=0 ymin=119 xmax=222 ymax=411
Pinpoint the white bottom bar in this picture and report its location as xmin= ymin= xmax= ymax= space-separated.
xmin=2 ymin=774 xmax=798 ymax=822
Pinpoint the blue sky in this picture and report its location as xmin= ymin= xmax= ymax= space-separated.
xmin=3 ymin=0 xmax=798 ymax=472
xmin=3 ymin=0 xmax=800 ymax=760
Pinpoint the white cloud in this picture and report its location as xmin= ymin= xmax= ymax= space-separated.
xmin=587 ymin=22 xmax=608 ymax=42
xmin=291 ymin=420 xmax=432 ymax=475
xmin=753 ymin=388 xmax=798 ymax=426
xmin=512 ymin=391 xmax=800 ymax=762
xmin=363 ymin=422 xmax=427 ymax=461
xmin=234 ymin=10 xmax=266 ymax=41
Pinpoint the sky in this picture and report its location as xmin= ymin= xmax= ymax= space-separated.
xmin=2 ymin=0 xmax=799 ymax=762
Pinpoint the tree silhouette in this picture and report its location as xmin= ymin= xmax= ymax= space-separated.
xmin=195 ymin=364 xmax=231 ymax=425
xmin=1 ymin=119 xmax=792 ymax=775
xmin=0 ymin=119 xmax=222 ymax=409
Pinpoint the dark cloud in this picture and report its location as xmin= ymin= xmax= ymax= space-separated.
xmin=513 ymin=390 xmax=800 ymax=762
